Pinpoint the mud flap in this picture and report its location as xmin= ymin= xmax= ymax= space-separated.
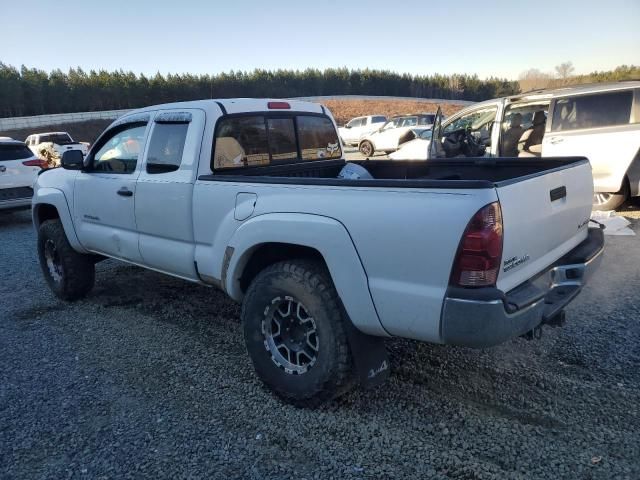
xmin=343 ymin=319 xmax=390 ymax=389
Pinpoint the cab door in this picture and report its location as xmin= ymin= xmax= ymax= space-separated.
xmin=135 ymin=109 xmax=205 ymax=279
xmin=73 ymin=117 xmax=150 ymax=262
xmin=542 ymin=90 xmax=636 ymax=194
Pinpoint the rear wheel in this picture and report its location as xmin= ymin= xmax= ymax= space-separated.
xmin=37 ymin=219 xmax=95 ymax=301
xmin=593 ymin=181 xmax=629 ymax=211
xmin=242 ymin=260 xmax=353 ymax=406
xmin=359 ymin=140 xmax=374 ymax=157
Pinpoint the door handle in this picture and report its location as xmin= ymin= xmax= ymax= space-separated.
xmin=0 ymin=166 xmax=6 ymax=173
xmin=550 ymin=137 xmax=564 ymax=145
xmin=550 ymin=186 xmax=567 ymax=202
xmin=117 ymin=187 xmax=133 ymax=197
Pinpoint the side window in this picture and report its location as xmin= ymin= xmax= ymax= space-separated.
xmin=500 ymin=104 xmax=548 ymax=156
xmin=297 ymin=116 xmax=342 ymax=160
xmin=552 ymin=91 xmax=633 ymax=132
xmin=91 ymin=123 xmax=146 ymax=174
xmin=214 ymin=116 xmax=269 ymax=169
xmin=267 ymin=118 xmax=297 ymax=162
xmin=372 ymin=116 xmax=386 ymax=124
xmin=146 ymin=122 xmax=189 ymax=174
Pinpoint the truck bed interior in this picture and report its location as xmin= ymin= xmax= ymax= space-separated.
xmin=199 ymin=157 xmax=588 ymax=189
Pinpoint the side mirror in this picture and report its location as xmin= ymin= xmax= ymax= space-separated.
xmin=344 ymin=124 xmax=351 ymax=129
xmin=61 ymin=150 xmax=84 ymax=170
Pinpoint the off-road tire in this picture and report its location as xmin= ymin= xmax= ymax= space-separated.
xmin=242 ymin=260 xmax=354 ymax=406
xmin=37 ymin=219 xmax=95 ymax=301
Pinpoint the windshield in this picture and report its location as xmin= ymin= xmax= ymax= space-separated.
xmin=418 ymin=115 xmax=436 ymax=125
xmin=39 ymin=133 xmax=73 ymax=145
xmin=380 ymin=119 xmax=398 ymax=131
xmin=444 ymin=107 xmax=498 ymax=134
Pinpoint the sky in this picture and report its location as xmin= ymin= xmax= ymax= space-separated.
xmin=1 ymin=0 xmax=639 ymax=80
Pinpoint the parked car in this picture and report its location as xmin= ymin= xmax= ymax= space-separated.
xmin=0 ymin=139 xmax=45 ymax=211
xmin=32 ymin=98 xmax=603 ymax=406
xmin=25 ymin=132 xmax=89 ymax=159
xmin=358 ymin=113 xmax=436 ymax=156
xmin=388 ymin=129 xmax=433 ymax=160
xmin=338 ymin=115 xmax=387 ymax=146
xmin=392 ymin=81 xmax=640 ymax=210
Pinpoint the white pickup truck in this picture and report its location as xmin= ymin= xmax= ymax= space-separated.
xmin=26 ymin=132 xmax=89 ymax=160
xmin=32 ymin=99 xmax=604 ymax=406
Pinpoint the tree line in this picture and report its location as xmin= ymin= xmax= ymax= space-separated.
xmin=0 ymin=63 xmax=520 ymax=118
xmin=2 ymin=62 xmax=636 ymax=118
xmin=519 ymin=63 xmax=639 ymax=92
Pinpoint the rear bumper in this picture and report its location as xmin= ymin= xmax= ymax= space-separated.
xmin=0 ymin=187 xmax=34 ymax=211
xmin=441 ymin=227 xmax=604 ymax=348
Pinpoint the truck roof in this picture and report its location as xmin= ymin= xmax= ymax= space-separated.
xmin=124 ymin=98 xmax=326 ymax=118
xmin=31 ymin=131 xmax=72 ymax=136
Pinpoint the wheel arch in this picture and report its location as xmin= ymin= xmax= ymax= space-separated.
xmin=224 ymin=213 xmax=387 ymax=337
xmin=32 ymin=188 xmax=87 ymax=253
xmin=358 ymin=138 xmax=375 ymax=152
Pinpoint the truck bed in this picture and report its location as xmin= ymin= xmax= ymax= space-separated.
xmin=199 ymin=157 xmax=589 ymax=189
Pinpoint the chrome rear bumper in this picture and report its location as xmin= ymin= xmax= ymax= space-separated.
xmin=441 ymin=228 xmax=604 ymax=348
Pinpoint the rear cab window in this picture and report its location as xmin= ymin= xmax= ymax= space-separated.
xmin=551 ymin=90 xmax=633 ymax=132
xmin=212 ymin=114 xmax=341 ymax=170
xmin=39 ymin=133 xmax=73 ymax=145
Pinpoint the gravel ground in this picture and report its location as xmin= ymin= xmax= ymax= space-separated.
xmin=1 ymin=209 xmax=639 ymax=479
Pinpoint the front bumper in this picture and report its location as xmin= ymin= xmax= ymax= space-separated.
xmin=441 ymin=227 xmax=604 ymax=348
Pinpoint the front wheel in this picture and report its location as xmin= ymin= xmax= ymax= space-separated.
xmin=359 ymin=140 xmax=374 ymax=157
xmin=37 ymin=219 xmax=95 ymax=301
xmin=242 ymin=260 xmax=353 ymax=406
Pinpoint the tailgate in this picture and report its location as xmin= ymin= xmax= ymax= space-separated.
xmin=496 ymin=159 xmax=593 ymax=292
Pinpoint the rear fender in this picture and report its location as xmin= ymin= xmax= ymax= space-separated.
xmin=225 ymin=213 xmax=387 ymax=337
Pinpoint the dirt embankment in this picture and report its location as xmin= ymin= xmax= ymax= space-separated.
xmin=319 ymin=99 xmax=464 ymax=125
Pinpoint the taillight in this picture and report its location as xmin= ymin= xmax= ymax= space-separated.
xmin=22 ymin=159 xmax=46 ymax=168
xmin=268 ymin=101 xmax=290 ymax=109
xmin=450 ymin=202 xmax=503 ymax=287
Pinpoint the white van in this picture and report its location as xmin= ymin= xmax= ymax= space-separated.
xmin=393 ymin=81 xmax=640 ymax=210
